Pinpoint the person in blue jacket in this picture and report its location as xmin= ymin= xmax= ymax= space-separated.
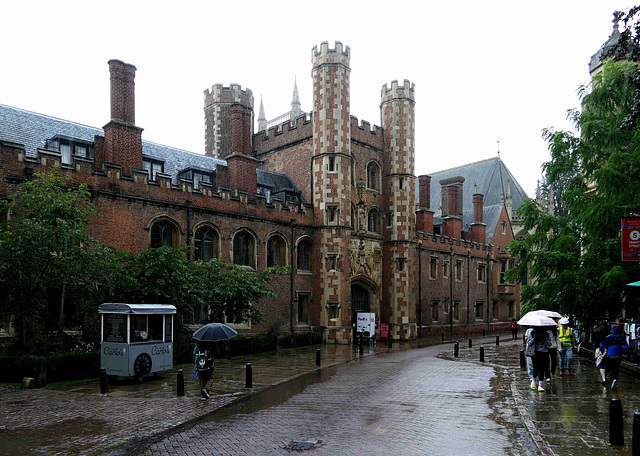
xmin=600 ymin=324 xmax=629 ymax=390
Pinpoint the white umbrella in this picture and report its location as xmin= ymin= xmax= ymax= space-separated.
xmin=526 ymin=310 xmax=562 ymax=319
xmin=517 ymin=314 xmax=558 ymax=326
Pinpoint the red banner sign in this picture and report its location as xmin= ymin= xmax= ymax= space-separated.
xmin=380 ymin=324 xmax=389 ymax=339
xmin=622 ymin=217 xmax=640 ymax=261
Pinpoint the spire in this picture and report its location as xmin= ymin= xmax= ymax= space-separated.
xmin=291 ymin=77 xmax=302 ymax=121
xmin=258 ymin=96 xmax=267 ymax=132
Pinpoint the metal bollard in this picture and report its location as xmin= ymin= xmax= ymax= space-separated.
xmin=388 ymin=334 xmax=392 ymax=349
xmin=441 ymin=333 xmax=445 ymax=344
xmin=316 ymin=349 xmax=321 ymax=367
xmin=469 ymin=338 xmax=473 ymax=348
xmin=633 ymin=411 xmax=640 ymax=455
xmin=496 ymin=335 xmax=500 ymax=346
xmin=177 ymin=369 xmax=184 ymax=397
xmin=100 ymin=368 xmax=109 ymax=394
xmin=483 ymin=329 xmax=486 ymax=337
xmin=454 ymin=341 xmax=459 ymax=358
xmin=520 ymin=350 xmax=525 ymax=369
xmin=480 ymin=346 xmax=485 ymax=362
xmin=610 ymin=398 xmax=624 ymax=446
xmin=245 ymin=363 xmax=253 ymax=389
xmin=359 ymin=334 xmax=364 ymax=355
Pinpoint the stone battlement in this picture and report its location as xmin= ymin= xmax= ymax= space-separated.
xmin=204 ymin=84 xmax=254 ymax=108
xmin=350 ymin=116 xmax=383 ymax=149
xmin=311 ymin=41 xmax=351 ymax=67
xmin=381 ymin=80 xmax=415 ymax=103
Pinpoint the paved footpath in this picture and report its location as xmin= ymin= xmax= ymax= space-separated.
xmin=123 ymin=342 xmax=530 ymax=456
xmin=2 ymin=335 xmax=640 ymax=455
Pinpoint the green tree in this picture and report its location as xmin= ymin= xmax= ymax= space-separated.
xmin=0 ymin=169 xmax=98 ymax=346
xmin=507 ymin=59 xmax=640 ymax=322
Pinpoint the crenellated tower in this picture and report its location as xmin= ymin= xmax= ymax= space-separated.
xmin=380 ymin=79 xmax=416 ymax=340
xmin=203 ymin=84 xmax=254 ymax=159
xmin=311 ymin=41 xmax=353 ymax=343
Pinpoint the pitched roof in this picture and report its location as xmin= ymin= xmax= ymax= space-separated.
xmin=424 ymin=157 xmax=529 ymax=243
xmin=0 ymin=104 xmax=303 ymax=200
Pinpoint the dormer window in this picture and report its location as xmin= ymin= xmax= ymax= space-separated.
xmin=143 ymin=158 xmax=164 ymax=182
xmin=178 ymin=168 xmax=213 ymax=189
xmin=45 ymin=135 xmax=94 ymax=165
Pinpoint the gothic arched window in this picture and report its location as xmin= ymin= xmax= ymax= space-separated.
xmin=367 ymin=162 xmax=381 ymax=190
xmin=297 ymin=239 xmax=312 ymax=271
xmin=368 ymin=209 xmax=382 ymax=234
xmin=194 ymin=226 xmax=219 ymax=262
xmin=150 ymin=219 xmax=179 ymax=248
xmin=267 ymin=234 xmax=287 ymax=267
xmin=233 ymin=230 xmax=256 ymax=268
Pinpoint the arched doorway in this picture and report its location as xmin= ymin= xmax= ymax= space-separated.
xmin=351 ymin=284 xmax=370 ymax=342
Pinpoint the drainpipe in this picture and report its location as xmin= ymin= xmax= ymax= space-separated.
xmin=467 ymin=249 xmax=471 ymax=340
xmin=290 ymin=219 xmax=296 ymax=338
xmin=450 ymin=246 xmax=454 ymax=338
xmin=186 ymin=200 xmax=193 ymax=261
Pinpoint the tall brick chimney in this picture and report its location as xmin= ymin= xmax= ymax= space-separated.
xmin=440 ymin=176 xmax=464 ymax=238
xmin=467 ymin=188 xmax=486 ymax=243
xmin=416 ymin=175 xmax=434 ymax=233
xmin=99 ymin=59 xmax=143 ymax=176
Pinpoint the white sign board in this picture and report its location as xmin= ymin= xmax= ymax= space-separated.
xmin=357 ymin=312 xmax=375 ymax=336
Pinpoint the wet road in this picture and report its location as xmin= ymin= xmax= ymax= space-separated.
xmin=123 ymin=343 xmax=531 ymax=456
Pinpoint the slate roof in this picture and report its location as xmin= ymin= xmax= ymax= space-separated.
xmin=0 ymin=104 xmax=303 ymax=200
xmin=423 ymin=157 xmax=529 ymax=243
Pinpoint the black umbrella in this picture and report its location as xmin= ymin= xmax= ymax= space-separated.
xmin=192 ymin=323 xmax=238 ymax=342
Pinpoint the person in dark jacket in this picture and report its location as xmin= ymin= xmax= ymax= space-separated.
xmin=600 ymin=324 xmax=629 ymax=390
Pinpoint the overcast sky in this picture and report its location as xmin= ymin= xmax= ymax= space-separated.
xmin=1 ymin=1 xmax=636 ymax=197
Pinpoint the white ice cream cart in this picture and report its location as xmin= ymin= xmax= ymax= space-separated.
xmin=99 ymin=303 xmax=176 ymax=381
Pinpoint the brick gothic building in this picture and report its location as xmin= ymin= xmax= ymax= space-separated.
xmin=0 ymin=42 xmax=523 ymax=343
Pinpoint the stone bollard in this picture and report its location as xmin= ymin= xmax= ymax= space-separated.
xmin=316 ymin=349 xmax=321 ymax=367
xmin=633 ymin=411 xmax=640 ymax=455
xmin=480 ymin=346 xmax=485 ymax=362
xmin=520 ymin=350 xmax=526 ymax=369
xmin=496 ymin=335 xmax=500 ymax=346
xmin=100 ymin=368 xmax=109 ymax=394
xmin=246 ymin=363 xmax=253 ymax=389
xmin=469 ymin=338 xmax=473 ymax=349
xmin=454 ymin=341 xmax=459 ymax=358
xmin=610 ymin=398 xmax=624 ymax=446
xmin=21 ymin=377 xmax=35 ymax=389
xmin=177 ymin=369 xmax=185 ymax=397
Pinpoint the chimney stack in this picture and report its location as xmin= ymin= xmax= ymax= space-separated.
xmin=468 ymin=189 xmax=486 ymax=243
xmin=416 ymin=175 xmax=434 ymax=233
xmin=99 ymin=59 xmax=143 ymax=176
xmin=439 ymin=176 xmax=464 ymax=238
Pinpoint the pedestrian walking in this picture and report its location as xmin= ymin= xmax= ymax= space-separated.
xmin=547 ymin=326 xmax=559 ymax=379
xmin=524 ymin=326 xmax=535 ymax=383
xmin=528 ymin=326 xmax=552 ymax=391
xmin=593 ymin=319 xmax=610 ymax=384
xmin=558 ymin=317 xmax=577 ymax=376
xmin=600 ymin=324 xmax=629 ymax=390
xmin=194 ymin=342 xmax=215 ymax=399
xmin=511 ymin=318 xmax=518 ymax=340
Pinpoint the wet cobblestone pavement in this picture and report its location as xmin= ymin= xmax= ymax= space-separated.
xmin=1 ymin=335 xmax=640 ymax=455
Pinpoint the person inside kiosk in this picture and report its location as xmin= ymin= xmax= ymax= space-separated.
xmin=131 ymin=314 xmax=164 ymax=343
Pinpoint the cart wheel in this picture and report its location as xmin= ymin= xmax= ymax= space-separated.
xmin=134 ymin=353 xmax=152 ymax=381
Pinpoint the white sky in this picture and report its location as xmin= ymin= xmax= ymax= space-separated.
xmin=1 ymin=0 xmax=636 ymax=197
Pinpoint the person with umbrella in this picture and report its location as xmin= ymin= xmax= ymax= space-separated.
xmin=192 ymin=323 xmax=238 ymax=399
xmin=528 ymin=326 xmax=552 ymax=391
